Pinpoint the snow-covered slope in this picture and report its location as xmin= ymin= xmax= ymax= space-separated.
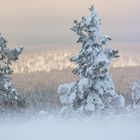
xmin=12 ymin=49 xmax=140 ymax=74
xmin=0 ymin=116 xmax=140 ymax=140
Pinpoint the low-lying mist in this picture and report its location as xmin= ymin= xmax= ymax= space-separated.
xmin=0 ymin=114 xmax=140 ymax=140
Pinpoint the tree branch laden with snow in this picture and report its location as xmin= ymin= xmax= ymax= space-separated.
xmin=0 ymin=34 xmax=24 ymax=113
xmin=57 ymin=6 xmax=125 ymax=116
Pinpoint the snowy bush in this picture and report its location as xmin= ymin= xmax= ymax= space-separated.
xmin=126 ymin=80 xmax=140 ymax=110
xmin=0 ymin=34 xmax=25 ymax=113
xmin=57 ymin=6 xmax=125 ymax=116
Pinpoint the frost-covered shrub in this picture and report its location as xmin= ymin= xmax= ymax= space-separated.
xmin=0 ymin=34 xmax=25 ymax=113
xmin=126 ymin=80 xmax=140 ymax=109
xmin=57 ymin=6 xmax=125 ymax=116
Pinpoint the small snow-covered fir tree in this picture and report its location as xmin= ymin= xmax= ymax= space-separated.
xmin=57 ymin=6 xmax=125 ymax=116
xmin=0 ymin=34 xmax=24 ymax=112
xmin=127 ymin=81 xmax=140 ymax=109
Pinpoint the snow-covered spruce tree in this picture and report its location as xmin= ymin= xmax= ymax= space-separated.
xmin=127 ymin=81 xmax=140 ymax=109
xmin=0 ymin=34 xmax=24 ymax=113
xmin=57 ymin=6 xmax=125 ymax=116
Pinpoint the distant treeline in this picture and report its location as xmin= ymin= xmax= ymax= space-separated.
xmin=12 ymin=66 xmax=140 ymax=111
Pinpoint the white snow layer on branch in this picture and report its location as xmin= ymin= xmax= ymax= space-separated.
xmin=57 ymin=6 xmax=125 ymax=116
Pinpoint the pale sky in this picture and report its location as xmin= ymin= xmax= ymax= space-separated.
xmin=0 ymin=0 xmax=139 ymax=53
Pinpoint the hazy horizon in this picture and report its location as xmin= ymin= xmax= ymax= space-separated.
xmin=0 ymin=0 xmax=139 ymax=54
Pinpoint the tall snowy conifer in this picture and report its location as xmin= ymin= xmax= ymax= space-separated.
xmin=57 ymin=6 xmax=125 ymax=116
xmin=0 ymin=34 xmax=24 ymax=112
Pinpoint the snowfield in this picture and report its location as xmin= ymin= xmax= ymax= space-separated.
xmin=0 ymin=115 xmax=140 ymax=140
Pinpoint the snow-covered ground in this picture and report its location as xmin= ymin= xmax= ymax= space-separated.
xmin=0 ymin=115 xmax=140 ymax=140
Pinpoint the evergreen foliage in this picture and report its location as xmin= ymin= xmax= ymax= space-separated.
xmin=0 ymin=34 xmax=24 ymax=113
xmin=57 ymin=6 xmax=125 ymax=116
